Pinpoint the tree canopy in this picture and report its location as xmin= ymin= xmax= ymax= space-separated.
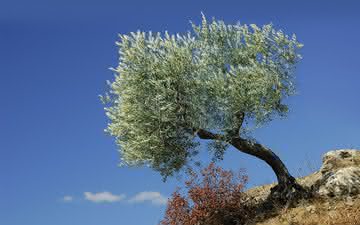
xmin=103 ymin=15 xmax=303 ymax=179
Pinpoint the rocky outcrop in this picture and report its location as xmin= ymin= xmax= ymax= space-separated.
xmin=246 ymin=149 xmax=360 ymax=201
xmin=320 ymin=149 xmax=360 ymax=174
xmin=315 ymin=149 xmax=360 ymax=198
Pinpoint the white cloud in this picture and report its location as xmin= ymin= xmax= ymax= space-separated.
xmin=62 ymin=195 xmax=73 ymax=202
xmin=129 ymin=191 xmax=168 ymax=206
xmin=84 ymin=191 xmax=126 ymax=203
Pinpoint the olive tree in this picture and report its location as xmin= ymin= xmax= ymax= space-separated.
xmin=102 ymin=15 xmax=307 ymax=201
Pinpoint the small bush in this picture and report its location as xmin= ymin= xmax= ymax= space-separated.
xmin=161 ymin=163 xmax=254 ymax=225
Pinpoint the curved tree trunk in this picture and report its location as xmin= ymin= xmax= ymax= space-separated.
xmin=230 ymin=136 xmax=294 ymax=186
xmin=196 ymin=129 xmax=309 ymax=203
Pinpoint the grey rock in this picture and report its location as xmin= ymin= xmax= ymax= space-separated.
xmin=318 ymin=166 xmax=360 ymax=197
xmin=314 ymin=149 xmax=360 ymax=198
xmin=320 ymin=149 xmax=360 ymax=175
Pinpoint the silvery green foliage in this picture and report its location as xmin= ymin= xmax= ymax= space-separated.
xmin=103 ymin=15 xmax=303 ymax=179
xmin=207 ymin=140 xmax=229 ymax=162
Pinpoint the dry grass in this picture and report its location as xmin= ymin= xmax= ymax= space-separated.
xmin=245 ymin=170 xmax=360 ymax=225
xmin=252 ymin=196 xmax=360 ymax=225
xmin=245 ymin=171 xmax=322 ymax=202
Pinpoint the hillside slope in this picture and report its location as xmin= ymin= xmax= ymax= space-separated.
xmin=246 ymin=149 xmax=360 ymax=225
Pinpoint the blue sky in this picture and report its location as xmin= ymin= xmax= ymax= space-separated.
xmin=1 ymin=0 xmax=360 ymax=225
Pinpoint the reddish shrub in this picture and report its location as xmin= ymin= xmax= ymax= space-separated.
xmin=161 ymin=163 xmax=254 ymax=225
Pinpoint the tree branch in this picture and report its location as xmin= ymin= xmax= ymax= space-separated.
xmin=227 ymin=112 xmax=245 ymax=137
xmin=195 ymin=112 xmax=245 ymax=141
xmin=194 ymin=128 xmax=225 ymax=141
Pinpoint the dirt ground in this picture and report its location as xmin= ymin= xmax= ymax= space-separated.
xmin=245 ymin=172 xmax=360 ymax=225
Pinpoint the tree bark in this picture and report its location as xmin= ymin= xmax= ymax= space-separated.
xmin=230 ymin=136 xmax=293 ymax=186
xmin=196 ymin=128 xmax=308 ymax=203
